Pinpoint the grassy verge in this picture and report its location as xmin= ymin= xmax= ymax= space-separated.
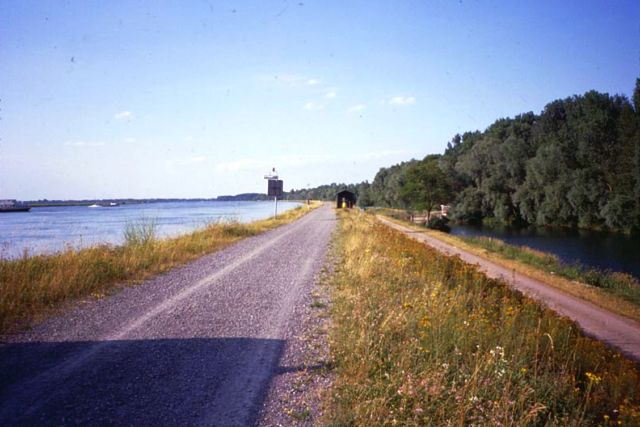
xmin=0 ymin=203 xmax=320 ymax=333
xmin=460 ymin=236 xmax=640 ymax=305
xmin=327 ymin=210 xmax=640 ymax=426
xmin=374 ymin=209 xmax=640 ymax=324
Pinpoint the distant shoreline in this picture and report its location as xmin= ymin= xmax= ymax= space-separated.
xmin=24 ymin=193 xmax=302 ymax=207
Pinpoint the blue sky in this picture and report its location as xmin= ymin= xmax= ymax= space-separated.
xmin=1 ymin=0 xmax=639 ymax=199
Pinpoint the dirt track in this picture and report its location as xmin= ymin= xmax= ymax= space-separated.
xmin=378 ymin=216 xmax=640 ymax=362
xmin=0 ymin=204 xmax=335 ymax=426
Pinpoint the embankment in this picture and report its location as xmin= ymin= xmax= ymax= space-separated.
xmin=0 ymin=203 xmax=319 ymax=333
xmin=326 ymin=209 xmax=640 ymax=426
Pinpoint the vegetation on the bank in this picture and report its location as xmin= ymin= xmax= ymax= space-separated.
xmin=327 ymin=210 xmax=640 ymax=426
xmin=292 ymin=78 xmax=640 ymax=234
xmin=377 ymin=208 xmax=640 ymax=323
xmin=462 ymin=235 xmax=640 ymax=306
xmin=0 ymin=204 xmax=317 ymax=333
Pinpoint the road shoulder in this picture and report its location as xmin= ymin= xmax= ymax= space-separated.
xmin=257 ymin=229 xmax=336 ymax=426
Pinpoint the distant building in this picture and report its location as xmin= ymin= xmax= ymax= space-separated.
xmin=440 ymin=204 xmax=450 ymax=217
xmin=336 ymin=190 xmax=356 ymax=209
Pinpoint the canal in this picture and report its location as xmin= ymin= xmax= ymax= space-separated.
xmin=450 ymin=224 xmax=640 ymax=279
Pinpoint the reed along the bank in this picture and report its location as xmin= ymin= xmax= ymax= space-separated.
xmin=326 ymin=209 xmax=640 ymax=426
xmin=0 ymin=204 xmax=317 ymax=333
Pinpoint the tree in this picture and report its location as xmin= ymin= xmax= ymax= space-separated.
xmin=633 ymin=78 xmax=640 ymax=113
xmin=399 ymin=156 xmax=452 ymax=222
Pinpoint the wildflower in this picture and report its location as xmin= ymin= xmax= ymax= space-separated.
xmin=585 ymin=371 xmax=602 ymax=385
xmin=520 ymin=367 xmax=528 ymax=374
xmin=604 ymin=415 xmax=610 ymax=421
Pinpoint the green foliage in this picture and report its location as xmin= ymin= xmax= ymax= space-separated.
xmin=399 ymin=156 xmax=452 ymax=220
xmin=416 ymin=79 xmax=639 ymax=233
xmin=123 ymin=217 xmax=158 ymax=246
xmin=426 ymin=215 xmax=451 ymax=232
xmin=291 ymin=78 xmax=640 ymax=233
xmin=286 ymin=181 xmax=374 ymax=207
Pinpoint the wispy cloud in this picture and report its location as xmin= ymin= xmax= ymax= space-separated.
xmin=64 ymin=140 xmax=105 ymax=147
xmin=389 ymin=96 xmax=416 ymax=106
xmin=347 ymin=104 xmax=366 ymax=114
xmin=303 ymin=101 xmax=324 ymax=111
xmin=325 ymin=90 xmax=337 ymax=99
xmin=306 ymin=78 xmax=321 ymax=86
xmin=123 ymin=137 xmax=137 ymax=143
xmin=114 ymin=110 xmax=134 ymax=120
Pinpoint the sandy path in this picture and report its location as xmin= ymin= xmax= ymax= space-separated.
xmin=0 ymin=204 xmax=335 ymax=426
xmin=378 ymin=216 xmax=640 ymax=362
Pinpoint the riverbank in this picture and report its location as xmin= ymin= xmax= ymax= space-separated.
xmin=0 ymin=204 xmax=335 ymax=425
xmin=326 ymin=209 xmax=640 ymax=425
xmin=0 ymin=203 xmax=319 ymax=333
xmin=378 ymin=210 xmax=640 ymax=325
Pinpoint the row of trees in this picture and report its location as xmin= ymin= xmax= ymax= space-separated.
xmin=443 ymin=80 xmax=640 ymax=233
xmin=286 ymin=182 xmax=374 ymax=205
xmin=288 ymin=79 xmax=640 ymax=233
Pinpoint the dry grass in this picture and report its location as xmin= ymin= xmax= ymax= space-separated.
xmin=0 ymin=202 xmax=320 ymax=333
xmin=376 ymin=212 xmax=640 ymax=325
xmin=326 ymin=210 xmax=640 ymax=426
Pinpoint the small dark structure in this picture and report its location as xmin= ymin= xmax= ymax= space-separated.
xmin=336 ymin=190 xmax=357 ymax=209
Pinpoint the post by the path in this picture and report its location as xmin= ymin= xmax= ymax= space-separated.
xmin=264 ymin=168 xmax=283 ymax=219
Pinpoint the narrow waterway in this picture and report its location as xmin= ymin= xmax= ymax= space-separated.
xmin=450 ymin=224 xmax=640 ymax=279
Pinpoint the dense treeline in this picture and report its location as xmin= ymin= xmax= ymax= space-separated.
xmin=285 ymin=182 xmax=374 ymax=205
xmin=299 ymin=80 xmax=639 ymax=233
xmin=446 ymin=81 xmax=640 ymax=233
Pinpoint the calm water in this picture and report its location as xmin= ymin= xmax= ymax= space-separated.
xmin=0 ymin=201 xmax=300 ymax=259
xmin=451 ymin=224 xmax=640 ymax=279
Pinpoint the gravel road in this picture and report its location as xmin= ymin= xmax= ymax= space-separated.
xmin=0 ymin=204 xmax=335 ymax=426
xmin=379 ymin=216 xmax=640 ymax=362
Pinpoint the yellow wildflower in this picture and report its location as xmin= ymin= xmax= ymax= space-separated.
xmin=585 ymin=371 xmax=602 ymax=385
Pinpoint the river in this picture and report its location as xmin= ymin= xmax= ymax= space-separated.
xmin=450 ymin=224 xmax=640 ymax=279
xmin=0 ymin=200 xmax=301 ymax=259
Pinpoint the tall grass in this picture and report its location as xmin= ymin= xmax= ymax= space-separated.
xmin=0 ymin=204 xmax=318 ymax=333
xmin=123 ymin=217 xmax=158 ymax=246
xmin=376 ymin=210 xmax=640 ymax=323
xmin=326 ymin=210 xmax=640 ymax=426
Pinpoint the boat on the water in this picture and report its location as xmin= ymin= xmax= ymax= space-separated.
xmin=88 ymin=202 xmax=120 ymax=208
xmin=0 ymin=199 xmax=31 ymax=213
